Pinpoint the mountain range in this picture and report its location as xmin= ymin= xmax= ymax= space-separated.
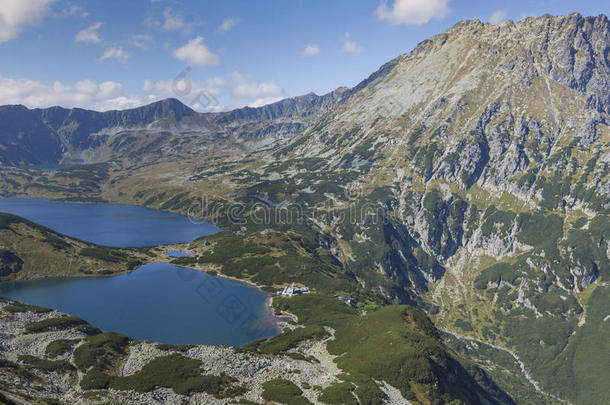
xmin=0 ymin=12 xmax=608 ymax=405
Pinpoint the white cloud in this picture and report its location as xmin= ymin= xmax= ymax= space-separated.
xmin=98 ymin=46 xmax=130 ymax=63
xmin=230 ymin=72 xmax=284 ymax=106
xmin=0 ymin=0 xmax=55 ymax=43
xmin=217 ymin=17 xmax=238 ymax=32
xmin=205 ymin=76 xmax=226 ymax=88
xmin=57 ymin=4 xmax=88 ymax=18
xmin=143 ymin=77 xmax=224 ymax=111
xmin=162 ymin=7 xmax=191 ymax=32
xmin=130 ymin=33 xmax=153 ymax=49
xmin=75 ymin=22 xmax=102 ymax=43
xmin=173 ymin=36 xmax=220 ymax=67
xmin=489 ymin=10 xmax=507 ymax=24
xmin=300 ymin=44 xmax=320 ymax=56
xmin=0 ymin=73 xmax=230 ymax=112
xmin=143 ymin=77 xmax=225 ymax=98
xmin=0 ymin=72 xmax=285 ymax=112
xmin=376 ymin=0 xmax=449 ymax=25
xmin=0 ymin=75 xmax=151 ymax=111
xmin=248 ymin=96 xmax=283 ymax=108
xmin=232 ymin=81 xmax=283 ymax=99
xmin=341 ymin=33 xmax=363 ymax=53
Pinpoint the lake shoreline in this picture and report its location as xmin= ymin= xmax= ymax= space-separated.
xmin=0 ymin=196 xmax=220 ymax=247
xmin=0 ymin=197 xmax=287 ymax=344
xmin=0 ymin=261 xmax=284 ymax=346
xmin=152 ymin=259 xmax=290 ymax=333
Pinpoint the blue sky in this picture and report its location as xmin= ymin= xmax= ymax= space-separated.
xmin=0 ymin=0 xmax=608 ymax=111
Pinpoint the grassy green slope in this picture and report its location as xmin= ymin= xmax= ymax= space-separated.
xmin=541 ymin=284 xmax=610 ymax=404
xmin=248 ymin=294 xmax=513 ymax=404
xmin=0 ymin=212 xmax=148 ymax=280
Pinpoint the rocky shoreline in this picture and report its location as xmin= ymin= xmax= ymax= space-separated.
xmin=0 ymin=298 xmax=352 ymax=405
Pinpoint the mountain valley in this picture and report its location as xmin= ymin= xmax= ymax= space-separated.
xmin=0 ymin=12 xmax=608 ymax=405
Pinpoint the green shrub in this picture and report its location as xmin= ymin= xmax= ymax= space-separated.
xmin=73 ymin=332 xmax=130 ymax=372
xmin=0 ymin=213 xmax=21 ymax=230
xmin=81 ymin=391 xmax=108 ymax=401
xmin=74 ymin=324 xmax=103 ymax=335
xmin=318 ymin=382 xmax=357 ymax=404
xmin=79 ymin=247 xmax=122 ymax=262
xmin=0 ymin=358 xmax=40 ymax=383
xmin=254 ymin=325 xmax=329 ymax=354
xmin=18 ymin=355 xmax=75 ymax=374
xmin=474 ymin=263 xmax=521 ymax=289
xmin=572 ymin=217 xmax=588 ymax=229
xmin=517 ymin=212 xmax=563 ymax=247
xmin=80 ymin=369 xmax=112 ymax=390
xmin=25 ymin=316 xmax=87 ymax=334
xmin=285 ymin=352 xmax=308 ymax=362
xmin=481 ymin=206 xmax=515 ymax=237
xmin=454 ymin=318 xmax=473 ymax=332
xmin=110 ymin=354 xmax=203 ymax=392
xmin=45 ymin=339 xmax=81 ymax=358
xmin=262 ymin=379 xmax=311 ymax=405
xmin=87 ymin=354 xmax=248 ymax=398
xmin=156 ymin=343 xmax=195 ymax=352
xmin=4 ymin=303 xmax=52 ymax=314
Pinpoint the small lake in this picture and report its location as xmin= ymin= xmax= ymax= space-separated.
xmin=0 ymin=197 xmax=219 ymax=246
xmin=0 ymin=263 xmax=279 ymax=346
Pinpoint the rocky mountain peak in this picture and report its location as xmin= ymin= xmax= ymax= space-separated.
xmin=313 ymin=12 xmax=609 ymax=156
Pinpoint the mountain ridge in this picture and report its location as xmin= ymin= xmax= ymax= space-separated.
xmin=0 ymin=88 xmax=352 ymax=166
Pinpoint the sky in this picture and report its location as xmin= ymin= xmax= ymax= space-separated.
xmin=0 ymin=0 xmax=608 ymax=112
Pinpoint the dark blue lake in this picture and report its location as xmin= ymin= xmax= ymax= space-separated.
xmin=0 ymin=263 xmax=279 ymax=346
xmin=0 ymin=197 xmax=278 ymax=346
xmin=0 ymin=197 xmax=219 ymax=246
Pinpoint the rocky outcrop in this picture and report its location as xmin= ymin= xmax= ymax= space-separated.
xmin=574 ymin=261 xmax=600 ymax=290
xmin=432 ymin=132 xmax=490 ymax=189
xmin=576 ymin=118 xmax=601 ymax=147
xmin=48 ymin=98 xmax=197 ymax=149
xmin=0 ymin=249 xmax=23 ymax=277
xmin=540 ymin=14 xmax=610 ymax=114
xmin=414 ymin=190 xmax=467 ymax=259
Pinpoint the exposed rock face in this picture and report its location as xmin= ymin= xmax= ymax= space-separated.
xmin=415 ymin=190 xmax=467 ymax=259
xmin=576 ymin=118 xmax=601 ymax=146
xmin=0 ymin=99 xmax=197 ymax=164
xmin=0 ymin=105 xmax=63 ymax=166
xmin=576 ymin=261 xmax=599 ymax=290
xmin=44 ymin=98 xmax=198 ymax=150
xmin=538 ymin=14 xmax=610 ymax=113
xmin=432 ymin=133 xmax=490 ymax=189
xmin=0 ymin=249 xmax=23 ymax=277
